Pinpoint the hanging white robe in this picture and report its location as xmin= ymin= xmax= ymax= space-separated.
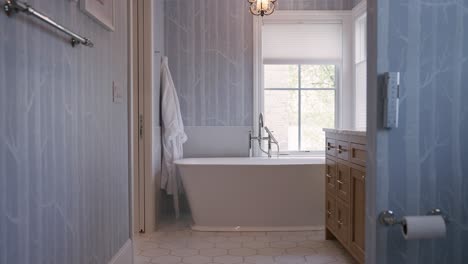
xmin=160 ymin=56 xmax=187 ymax=218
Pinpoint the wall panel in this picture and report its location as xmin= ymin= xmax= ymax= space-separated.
xmin=0 ymin=0 xmax=129 ymax=263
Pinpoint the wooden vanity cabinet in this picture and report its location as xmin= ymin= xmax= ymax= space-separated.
xmin=324 ymin=130 xmax=366 ymax=264
xmin=336 ymin=163 xmax=351 ymax=202
xmin=350 ymin=166 xmax=366 ymax=263
xmin=325 ymin=194 xmax=337 ymax=233
xmin=326 ymin=159 xmax=337 ymax=194
xmin=335 ymin=198 xmax=350 ymax=245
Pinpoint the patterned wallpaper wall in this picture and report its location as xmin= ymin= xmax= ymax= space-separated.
xmin=165 ymin=0 xmax=253 ymax=126
xmin=165 ymin=0 xmax=358 ymax=127
xmin=0 ymin=0 xmax=130 ymax=263
xmin=371 ymin=0 xmax=468 ymax=263
xmin=353 ymin=0 xmax=364 ymax=8
xmin=278 ymin=0 xmax=355 ymax=10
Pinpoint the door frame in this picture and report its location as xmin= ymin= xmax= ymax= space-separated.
xmin=127 ymin=0 xmax=134 ymax=241
xmin=366 ymin=0 xmax=379 ymax=263
xmin=129 ymin=0 xmax=158 ymax=235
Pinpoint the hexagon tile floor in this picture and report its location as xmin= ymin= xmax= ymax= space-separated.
xmin=133 ymin=220 xmax=357 ymax=264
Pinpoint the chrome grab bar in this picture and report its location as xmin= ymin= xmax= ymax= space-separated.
xmin=3 ymin=0 xmax=94 ymax=47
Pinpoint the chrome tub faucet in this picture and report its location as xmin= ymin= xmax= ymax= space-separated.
xmin=249 ymin=113 xmax=280 ymax=158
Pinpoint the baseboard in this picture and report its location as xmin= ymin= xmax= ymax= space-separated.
xmin=108 ymin=239 xmax=133 ymax=264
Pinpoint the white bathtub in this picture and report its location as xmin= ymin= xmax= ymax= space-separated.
xmin=175 ymin=157 xmax=325 ymax=232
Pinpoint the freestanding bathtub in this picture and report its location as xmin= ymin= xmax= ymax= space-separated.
xmin=175 ymin=157 xmax=325 ymax=232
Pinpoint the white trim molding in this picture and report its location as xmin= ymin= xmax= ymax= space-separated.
xmin=131 ymin=0 xmax=159 ymax=234
xmin=252 ymin=15 xmax=263 ymax=157
xmin=352 ymin=0 xmax=368 ymax=130
xmin=108 ymin=239 xmax=134 ymax=264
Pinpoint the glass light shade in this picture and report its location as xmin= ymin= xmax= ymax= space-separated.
xmin=248 ymin=0 xmax=277 ymax=17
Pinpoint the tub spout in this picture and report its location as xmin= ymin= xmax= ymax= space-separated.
xmin=264 ymin=126 xmax=279 ymax=158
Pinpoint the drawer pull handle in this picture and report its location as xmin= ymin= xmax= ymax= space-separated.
xmin=337 ymin=220 xmax=343 ymax=226
xmin=327 ymin=210 xmax=332 ymax=216
xmin=326 ymin=174 xmax=332 ymax=179
xmin=327 ymin=144 xmax=336 ymax=149
xmin=337 ymin=180 xmax=344 ymax=185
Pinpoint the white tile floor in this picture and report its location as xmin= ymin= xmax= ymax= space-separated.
xmin=134 ymin=219 xmax=357 ymax=264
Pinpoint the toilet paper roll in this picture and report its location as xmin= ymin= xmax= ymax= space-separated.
xmin=401 ymin=215 xmax=446 ymax=240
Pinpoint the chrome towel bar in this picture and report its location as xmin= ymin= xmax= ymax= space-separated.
xmin=3 ymin=0 xmax=94 ymax=47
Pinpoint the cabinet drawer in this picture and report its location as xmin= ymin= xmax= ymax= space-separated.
xmin=350 ymin=143 xmax=366 ymax=166
xmin=336 ymin=140 xmax=350 ymax=161
xmin=335 ymin=198 xmax=350 ymax=246
xmin=326 ymin=159 xmax=337 ymax=195
xmin=326 ymin=138 xmax=337 ymax=156
xmin=325 ymin=194 xmax=337 ymax=232
xmin=336 ymin=163 xmax=350 ymax=203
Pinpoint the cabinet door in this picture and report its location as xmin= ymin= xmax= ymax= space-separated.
xmin=326 ymin=159 xmax=337 ymax=195
xmin=325 ymin=194 xmax=336 ymax=232
xmin=350 ymin=143 xmax=366 ymax=166
xmin=335 ymin=198 xmax=349 ymax=246
xmin=336 ymin=163 xmax=350 ymax=202
xmin=350 ymin=166 xmax=366 ymax=263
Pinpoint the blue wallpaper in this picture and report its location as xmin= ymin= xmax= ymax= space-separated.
xmin=353 ymin=0 xmax=364 ymax=8
xmin=371 ymin=0 xmax=468 ymax=263
xmin=164 ymin=0 xmax=358 ymax=127
xmin=0 ymin=0 xmax=130 ymax=263
xmin=165 ymin=0 xmax=254 ymax=126
xmin=278 ymin=0 xmax=354 ymax=10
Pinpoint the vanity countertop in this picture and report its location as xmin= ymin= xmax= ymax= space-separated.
xmin=323 ymin=128 xmax=366 ymax=137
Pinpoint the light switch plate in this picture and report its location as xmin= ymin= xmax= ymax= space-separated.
xmin=112 ymin=81 xmax=124 ymax=104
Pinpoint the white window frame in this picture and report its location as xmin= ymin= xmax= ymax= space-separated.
xmin=253 ymin=11 xmax=353 ymax=157
xmin=352 ymin=0 xmax=368 ymax=130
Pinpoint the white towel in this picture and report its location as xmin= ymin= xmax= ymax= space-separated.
xmin=160 ymin=56 xmax=187 ymax=218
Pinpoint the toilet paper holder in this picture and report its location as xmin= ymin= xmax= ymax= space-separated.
xmin=379 ymin=208 xmax=450 ymax=226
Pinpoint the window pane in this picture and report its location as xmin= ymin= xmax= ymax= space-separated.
xmin=301 ymin=65 xmax=336 ymax=88
xmin=264 ymin=65 xmax=298 ymax=88
xmin=264 ymin=90 xmax=299 ymax=151
xmin=301 ymin=90 xmax=335 ymax=151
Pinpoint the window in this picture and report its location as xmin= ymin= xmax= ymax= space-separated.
xmin=264 ymin=64 xmax=336 ymax=153
xmin=260 ymin=20 xmax=344 ymax=155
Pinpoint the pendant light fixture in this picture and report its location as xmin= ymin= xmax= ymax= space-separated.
xmin=248 ymin=0 xmax=277 ymax=17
